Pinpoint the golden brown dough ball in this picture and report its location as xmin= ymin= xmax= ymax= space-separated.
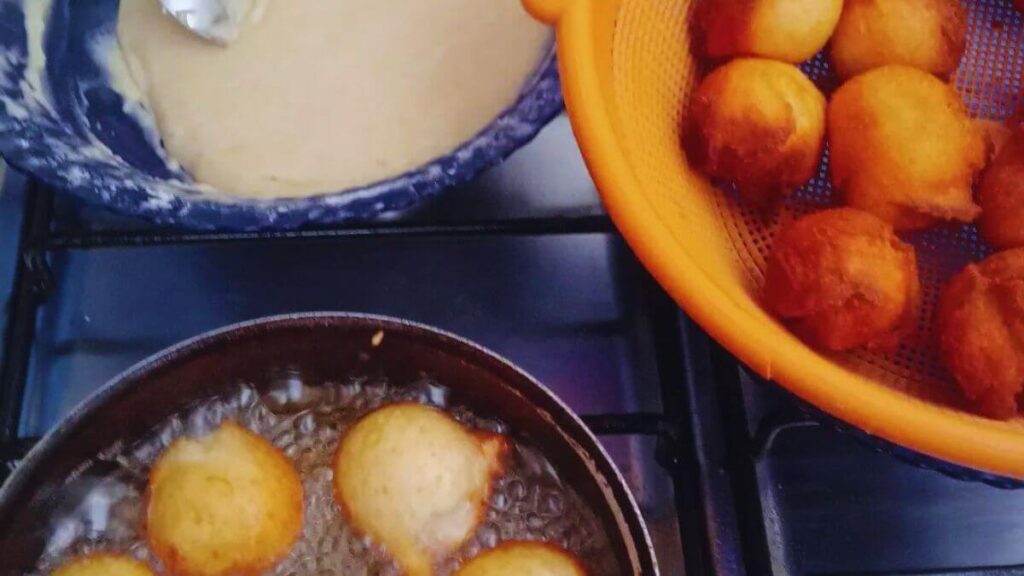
xmin=829 ymin=0 xmax=967 ymax=80
xmin=828 ymin=65 xmax=984 ymax=231
xmin=51 ymin=554 xmax=154 ymax=576
xmin=696 ymin=0 xmax=843 ymax=63
xmin=146 ymin=422 xmax=304 ymax=576
xmin=455 ymin=542 xmax=586 ymax=576
xmin=937 ymin=248 xmax=1024 ymax=419
xmin=333 ymin=403 xmax=507 ymax=576
xmin=685 ymin=58 xmax=826 ymax=207
xmin=764 ymin=208 xmax=920 ymax=351
xmin=976 ymin=119 xmax=1014 ymax=166
xmin=979 ymin=127 xmax=1024 ymax=250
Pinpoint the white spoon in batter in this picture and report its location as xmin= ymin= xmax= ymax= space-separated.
xmin=159 ymin=0 xmax=254 ymax=44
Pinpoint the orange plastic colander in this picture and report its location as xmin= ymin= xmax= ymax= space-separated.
xmin=526 ymin=0 xmax=1024 ymax=478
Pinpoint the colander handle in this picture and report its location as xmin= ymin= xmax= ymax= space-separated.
xmin=522 ymin=0 xmax=573 ymax=24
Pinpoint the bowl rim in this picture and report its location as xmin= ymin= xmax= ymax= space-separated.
xmin=0 ymin=8 xmax=563 ymax=230
xmin=530 ymin=0 xmax=1024 ymax=480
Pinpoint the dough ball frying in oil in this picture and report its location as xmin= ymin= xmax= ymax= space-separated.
xmin=979 ymin=126 xmax=1024 ymax=250
xmin=695 ymin=0 xmax=843 ymax=63
xmin=333 ymin=403 xmax=507 ymax=576
xmin=830 ymin=0 xmax=967 ymax=80
xmin=764 ymin=208 xmax=920 ymax=352
xmin=146 ymin=422 xmax=304 ymax=576
xmin=828 ymin=65 xmax=984 ymax=231
xmin=685 ymin=58 xmax=826 ymax=207
xmin=51 ymin=555 xmax=154 ymax=576
xmin=455 ymin=542 xmax=587 ymax=576
xmin=938 ymin=248 xmax=1024 ymax=419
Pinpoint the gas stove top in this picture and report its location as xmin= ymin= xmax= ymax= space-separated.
xmin=2 ymin=115 xmax=1024 ymax=576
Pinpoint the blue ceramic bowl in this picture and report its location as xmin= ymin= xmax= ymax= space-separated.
xmin=0 ymin=1 xmax=563 ymax=230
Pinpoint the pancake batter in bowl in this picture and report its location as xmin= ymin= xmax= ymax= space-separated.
xmin=115 ymin=0 xmax=551 ymax=199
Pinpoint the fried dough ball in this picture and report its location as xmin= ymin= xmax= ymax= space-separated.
xmin=830 ymin=0 xmax=967 ymax=80
xmin=979 ymin=127 xmax=1024 ymax=250
xmin=685 ymin=58 xmax=826 ymax=207
xmin=976 ymin=119 xmax=1014 ymax=166
xmin=146 ymin=422 xmax=304 ymax=576
xmin=695 ymin=0 xmax=843 ymax=63
xmin=828 ymin=66 xmax=984 ymax=231
xmin=333 ymin=403 xmax=507 ymax=576
xmin=455 ymin=542 xmax=587 ymax=576
xmin=937 ymin=249 xmax=1024 ymax=419
xmin=52 ymin=554 xmax=154 ymax=576
xmin=764 ymin=208 xmax=920 ymax=351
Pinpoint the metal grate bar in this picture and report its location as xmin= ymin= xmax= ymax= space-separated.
xmin=44 ymin=214 xmax=616 ymax=250
xmin=0 ymin=183 xmax=53 ymax=445
xmin=707 ymin=340 xmax=776 ymax=576
xmin=816 ymin=565 xmax=1024 ymax=576
xmin=642 ymin=271 xmax=720 ymax=576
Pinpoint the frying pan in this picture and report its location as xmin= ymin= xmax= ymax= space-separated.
xmin=0 ymin=313 xmax=657 ymax=575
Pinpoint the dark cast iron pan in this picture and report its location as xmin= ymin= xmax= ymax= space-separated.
xmin=0 ymin=313 xmax=658 ymax=575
